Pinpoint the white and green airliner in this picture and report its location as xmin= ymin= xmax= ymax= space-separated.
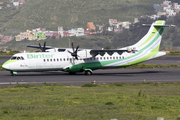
xmin=2 ymin=20 xmax=170 ymax=75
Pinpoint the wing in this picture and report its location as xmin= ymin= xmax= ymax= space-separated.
xmin=27 ymin=45 xmax=66 ymax=52
xmin=27 ymin=45 xmax=53 ymax=49
xmin=90 ymin=49 xmax=135 ymax=56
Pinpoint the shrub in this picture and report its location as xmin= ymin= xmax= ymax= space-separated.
xmin=82 ymin=83 xmax=99 ymax=87
xmin=105 ymin=102 xmax=114 ymax=105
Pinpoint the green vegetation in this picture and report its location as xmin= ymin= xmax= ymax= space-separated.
xmin=0 ymin=82 xmax=180 ymax=119
xmin=0 ymin=64 xmax=4 ymax=71
xmin=1 ymin=0 xmax=180 ymax=50
xmin=0 ymin=0 xmax=164 ymax=35
xmin=167 ymin=51 xmax=180 ymax=55
xmin=126 ymin=64 xmax=180 ymax=69
xmin=0 ymin=50 xmax=20 ymax=55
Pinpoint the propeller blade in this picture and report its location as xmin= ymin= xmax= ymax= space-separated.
xmin=38 ymin=41 xmax=43 ymax=51
xmin=71 ymin=41 xmax=75 ymax=52
xmin=43 ymin=41 xmax=46 ymax=52
xmin=75 ymin=45 xmax=79 ymax=53
xmin=69 ymin=41 xmax=79 ymax=60
xmin=75 ymin=56 xmax=78 ymax=60
xmin=38 ymin=41 xmax=42 ymax=49
xmin=68 ymin=50 xmax=72 ymax=54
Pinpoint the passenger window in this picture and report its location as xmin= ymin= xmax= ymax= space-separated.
xmin=57 ymin=59 xmax=59 ymax=61
xmin=64 ymin=58 xmax=65 ymax=61
xmin=60 ymin=58 xmax=62 ymax=61
xmin=54 ymin=59 xmax=56 ymax=61
xmin=44 ymin=59 xmax=46 ymax=62
xmin=47 ymin=59 xmax=49 ymax=62
xmin=107 ymin=57 xmax=109 ymax=60
xmin=119 ymin=57 xmax=121 ymax=59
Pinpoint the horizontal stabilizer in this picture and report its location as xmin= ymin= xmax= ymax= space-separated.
xmin=142 ymin=24 xmax=175 ymax=27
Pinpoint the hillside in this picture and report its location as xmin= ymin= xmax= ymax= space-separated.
xmin=0 ymin=0 xmax=163 ymax=35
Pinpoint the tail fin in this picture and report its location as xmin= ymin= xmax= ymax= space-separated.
xmin=133 ymin=20 xmax=166 ymax=52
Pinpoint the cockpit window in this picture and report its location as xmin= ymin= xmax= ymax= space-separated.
xmin=11 ymin=56 xmax=24 ymax=60
xmin=21 ymin=57 xmax=24 ymax=60
xmin=11 ymin=57 xmax=17 ymax=60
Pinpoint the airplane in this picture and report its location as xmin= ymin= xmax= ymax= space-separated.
xmin=2 ymin=20 xmax=171 ymax=76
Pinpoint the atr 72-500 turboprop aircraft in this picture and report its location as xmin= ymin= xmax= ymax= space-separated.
xmin=2 ymin=20 xmax=171 ymax=76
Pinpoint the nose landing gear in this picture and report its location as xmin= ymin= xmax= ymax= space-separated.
xmin=10 ymin=71 xmax=17 ymax=76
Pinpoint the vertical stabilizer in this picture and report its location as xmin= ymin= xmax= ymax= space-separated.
xmin=133 ymin=20 xmax=166 ymax=52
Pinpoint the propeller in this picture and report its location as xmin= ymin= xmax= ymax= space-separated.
xmin=68 ymin=41 xmax=79 ymax=60
xmin=39 ymin=41 xmax=46 ymax=52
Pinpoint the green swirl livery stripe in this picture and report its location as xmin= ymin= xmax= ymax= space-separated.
xmin=65 ymin=21 xmax=166 ymax=72
xmin=3 ymin=60 xmax=18 ymax=66
xmin=138 ymin=21 xmax=163 ymax=48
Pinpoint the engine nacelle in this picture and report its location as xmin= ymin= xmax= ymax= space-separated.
xmin=77 ymin=50 xmax=93 ymax=59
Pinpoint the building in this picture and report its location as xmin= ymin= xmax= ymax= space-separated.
xmin=122 ymin=21 xmax=131 ymax=29
xmin=58 ymin=26 xmax=64 ymax=38
xmin=134 ymin=18 xmax=139 ymax=23
xmin=45 ymin=31 xmax=54 ymax=38
xmin=74 ymin=28 xmax=84 ymax=36
xmin=28 ymin=33 xmax=35 ymax=40
xmin=1 ymin=36 xmax=12 ymax=44
xmin=84 ymin=29 xmax=90 ymax=35
xmin=150 ymin=15 xmax=160 ymax=20
xmin=32 ymin=28 xmax=46 ymax=33
xmin=87 ymin=22 xmax=96 ymax=33
xmin=35 ymin=32 xmax=46 ymax=40
xmin=20 ymin=32 xmax=25 ymax=40
xmin=19 ymin=0 xmax=26 ymax=6
xmin=53 ymin=32 xmax=59 ymax=39
xmin=15 ymin=35 xmax=21 ymax=41
xmin=109 ymin=19 xmax=118 ymax=26
xmin=7 ymin=4 xmax=12 ymax=7
xmin=63 ymin=30 xmax=70 ymax=37
xmin=13 ymin=2 xmax=19 ymax=6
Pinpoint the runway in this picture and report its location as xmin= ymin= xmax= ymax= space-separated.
xmin=0 ymin=68 xmax=180 ymax=86
xmin=0 ymin=55 xmax=180 ymax=86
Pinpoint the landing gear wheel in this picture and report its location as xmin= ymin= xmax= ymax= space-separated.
xmin=10 ymin=71 xmax=16 ymax=76
xmin=69 ymin=72 xmax=76 ymax=75
xmin=85 ymin=70 xmax=92 ymax=75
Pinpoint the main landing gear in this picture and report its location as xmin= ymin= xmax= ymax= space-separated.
xmin=68 ymin=69 xmax=92 ymax=75
xmin=85 ymin=70 xmax=92 ymax=75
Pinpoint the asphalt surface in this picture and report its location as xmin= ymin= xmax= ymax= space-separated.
xmin=0 ymin=55 xmax=180 ymax=86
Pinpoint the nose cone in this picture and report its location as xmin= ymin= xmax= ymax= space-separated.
xmin=2 ymin=62 xmax=10 ymax=71
xmin=2 ymin=60 xmax=17 ymax=71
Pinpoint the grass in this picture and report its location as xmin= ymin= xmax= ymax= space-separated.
xmin=0 ymin=82 xmax=180 ymax=119
xmin=126 ymin=64 xmax=180 ymax=69
xmin=0 ymin=64 xmax=5 ymax=71
xmin=167 ymin=51 xmax=180 ymax=55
